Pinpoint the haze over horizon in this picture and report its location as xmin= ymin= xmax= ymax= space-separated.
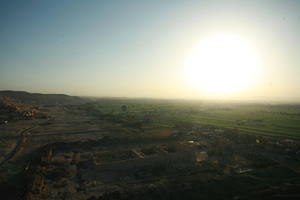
xmin=1 ymin=0 xmax=300 ymax=101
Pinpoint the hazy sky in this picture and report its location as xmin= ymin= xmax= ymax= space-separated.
xmin=1 ymin=0 xmax=300 ymax=101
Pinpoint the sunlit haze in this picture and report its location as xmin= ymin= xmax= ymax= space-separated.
xmin=184 ymin=34 xmax=261 ymax=96
xmin=1 ymin=0 xmax=300 ymax=101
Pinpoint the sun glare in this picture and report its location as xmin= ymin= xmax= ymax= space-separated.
xmin=184 ymin=35 xmax=261 ymax=96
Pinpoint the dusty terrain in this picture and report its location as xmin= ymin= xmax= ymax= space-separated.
xmin=0 ymin=93 xmax=109 ymax=199
xmin=0 ymin=91 xmax=300 ymax=200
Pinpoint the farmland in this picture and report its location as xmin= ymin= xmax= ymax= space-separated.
xmin=82 ymin=99 xmax=300 ymax=139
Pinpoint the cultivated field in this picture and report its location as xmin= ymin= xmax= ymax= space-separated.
xmin=82 ymin=99 xmax=300 ymax=139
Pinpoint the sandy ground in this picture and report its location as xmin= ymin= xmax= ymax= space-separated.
xmin=0 ymin=105 xmax=114 ymax=170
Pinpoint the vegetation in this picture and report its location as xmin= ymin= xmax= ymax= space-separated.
xmin=81 ymin=99 xmax=300 ymax=139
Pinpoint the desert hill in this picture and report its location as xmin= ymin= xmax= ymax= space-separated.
xmin=0 ymin=90 xmax=86 ymax=105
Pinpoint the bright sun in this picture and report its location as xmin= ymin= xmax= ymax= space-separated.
xmin=184 ymin=35 xmax=261 ymax=95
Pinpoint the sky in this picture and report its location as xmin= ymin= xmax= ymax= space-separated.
xmin=1 ymin=0 xmax=300 ymax=101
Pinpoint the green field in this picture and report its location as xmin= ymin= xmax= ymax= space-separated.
xmin=82 ymin=99 xmax=300 ymax=139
